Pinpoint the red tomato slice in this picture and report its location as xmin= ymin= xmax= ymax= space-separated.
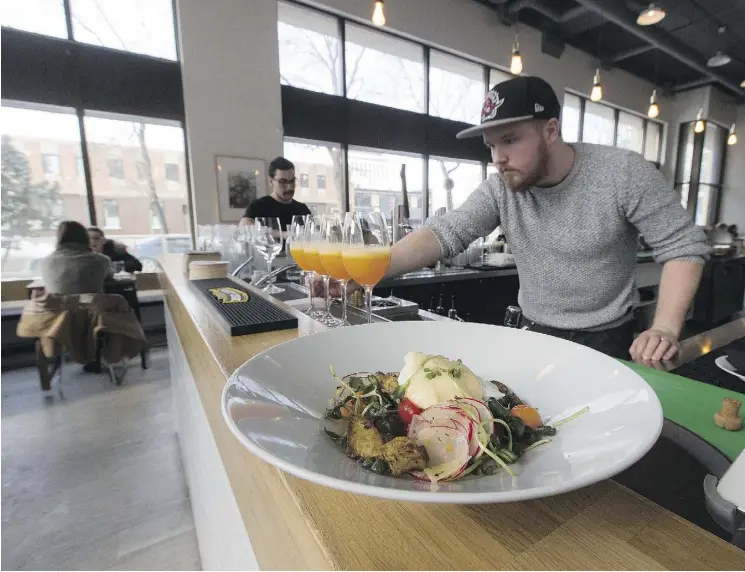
xmin=398 ymin=398 xmax=422 ymax=425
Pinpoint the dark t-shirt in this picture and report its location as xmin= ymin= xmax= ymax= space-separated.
xmin=244 ymin=196 xmax=311 ymax=229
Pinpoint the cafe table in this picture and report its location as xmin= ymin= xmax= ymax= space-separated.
xmin=158 ymin=254 xmax=745 ymax=570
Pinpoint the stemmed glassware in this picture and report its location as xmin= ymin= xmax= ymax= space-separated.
xmin=342 ymin=211 xmax=392 ymax=324
xmin=288 ymin=215 xmax=324 ymax=319
xmin=303 ymin=215 xmax=338 ymax=326
xmin=253 ymin=217 xmax=285 ymax=294
xmin=319 ymin=214 xmax=348 ymax=327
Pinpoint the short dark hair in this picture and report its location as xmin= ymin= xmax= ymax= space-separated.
xmin=87 ymin=226 xmax=104 ymax=237
xmin=268 ymin=156 xmax=295 ymax=179
xmin=57 ymin=221 xmax=91 ymax=249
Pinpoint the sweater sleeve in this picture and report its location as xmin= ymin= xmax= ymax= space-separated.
xmin=424 ymin=178 xmax=501 ymax=258
xmin=620 ymin=152 xmax=711 ymax=264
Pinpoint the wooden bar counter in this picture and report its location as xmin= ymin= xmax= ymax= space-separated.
xmin=159 ymin=254 xmax=745 ymax=570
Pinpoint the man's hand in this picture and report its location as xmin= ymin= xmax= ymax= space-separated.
xmin=309 ymin=274 xmax=359 ymax=297
xmin=629 ymin=326 xmax=680 ymax=363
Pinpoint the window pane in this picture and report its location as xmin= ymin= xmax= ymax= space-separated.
xmin=582 ymin=101 xmax=615 ymax=145
xmin=429 ymin=51 xmax=484 ymax=124
xmin=695 ymin=184 xmax=718 ymax=227
xmin=562 ymin=93 xmax=581 ymax=143
xmin=1 ymin=104 xmax=89 ymax=279
xmin=345 ymin=23 xmax=424 ymax=112
xmin=644 ymin=122 xmax=661 ymax=162
xmin=277 ymin=1 xmax=342 ymax=95
xmin=83 ymin=113 xmax=191 ymax=271
xmin=71 ymin=0 xmax=177 ymax=60
xmin=616 ymin=111 xmax=644 ymax=154
xmin=428 ymin=157 xmax=483 ymax=215
xmin=283 ymin=138 xmax=344 ymax=216
xmin=676 ymin=183 xmax=689 ymax=210
xmin=489 ymin=68 xmax=512 ymax=89
xmin=2 ymin=0 xmax=67 ymax=38
xmin=700 ymin=123 xmax=725 ymax=185
xmin=348 ymin=147 xmax=424 ymax=227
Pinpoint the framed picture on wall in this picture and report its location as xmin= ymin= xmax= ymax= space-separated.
xmin=215 ymin=156 xmax=267 ymax=222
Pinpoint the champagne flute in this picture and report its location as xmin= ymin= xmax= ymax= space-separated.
xmin=288 ymin=215 xmax=323 ymax=318
xmin=319 ymin=214 xmax=349 ymax=327
xmin=342 ymin=211 xmax=392 ymax=324
xmin=254 ymin=217 xmax=284 ymax=294
xmin=304 ymin=215 xmax=335 ymax=325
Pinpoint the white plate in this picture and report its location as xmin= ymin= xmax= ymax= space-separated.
xmin=222 ymin=321 xmax=662 ymax=503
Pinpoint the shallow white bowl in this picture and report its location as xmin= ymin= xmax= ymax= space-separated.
xmin=222 ymin=321 xmax=662 ymax=503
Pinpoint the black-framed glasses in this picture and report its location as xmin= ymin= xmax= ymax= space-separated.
xmin=273 ymin=177 xmax=297 ymax=188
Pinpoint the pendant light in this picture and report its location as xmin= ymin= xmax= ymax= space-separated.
xmin=648 ymin=52 xmax=660 ymax=119
xmin=648 ymin=90 xmax=659 ymax=118
xmin=694 ymin=108 xmax=706 ymax=134
xmin=707 ymin=51 xmax=731 ymax=68
xmin=510 ymin=35 xmax=523 ymax=75
xmin=372 ymin=0 xmax=385 ymax=27
xmin=590 ymin=69 xmax=603 ymax=102
xmin=728 ymin=123 xmax=737 ymax=146
xmin=637 ymin=4 xmax=666 ymax=26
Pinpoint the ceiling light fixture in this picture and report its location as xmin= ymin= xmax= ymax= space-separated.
xmin=648 ymin=89 xmax=659 ymax=118
xmin=372 ymin=0 xmax=385 ymax=27
xmin=741 ymin=80 xmax=745 ymax=88
xmin=637 ymin=4 xmax=666 ymax=26
xmin=510 ymin=35 xmax=523 ymax=75
xmin=590 ymin=69 xmax=603 ymax=102
xmin=694 ymin=108 xmax=706 ymax=133
xmin=728 ymin=123 xmax=738 ymax=146
xmin=707 ymin=51 xmax=731 ymax=68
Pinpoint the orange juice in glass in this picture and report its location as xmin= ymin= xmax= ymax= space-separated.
xmin=342 ymin=211 xmax=391 ymax=324
xmin=342 ymin=245 xmax=391 ymax=286
xmin=289 ymin=214 xmax=322 ymax=319
xmin=318 ymin=244 xmax=350 ymax=281
xmin=303 ymin=243 xmax=324 ymax=275
xmin=290 ymin=243 xmax=310 ymax=271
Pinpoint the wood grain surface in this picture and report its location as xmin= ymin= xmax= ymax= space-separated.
xmin=160 ymin=255 xmax=745 ymax=571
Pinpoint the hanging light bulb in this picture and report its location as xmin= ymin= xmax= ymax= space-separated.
xmin=694 ymin=108 xmax=706 ymax=133
xmin=637 ymin=3 xmax=666 ymax=26
xmin=647 ymin=89 xmax=659 ymax=118
xmin=510 ymin=38 xmax=523 ymax=75
xmin=372 ymin=0 xmax=385 ymax=26
xmin=590 ymin=69 xmax=603 ymax=102
xmin=728 ymin=123 xmax=738 ymax=146
xmin=510 ymin=36 xmax=523 ymax=75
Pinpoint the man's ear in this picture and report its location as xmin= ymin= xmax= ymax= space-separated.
xmin=545 ymin=118 xmax=561 ymax=143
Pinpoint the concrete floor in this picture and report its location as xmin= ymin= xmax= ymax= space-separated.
xmin=1 ymin=349 xmax=201 ymax=571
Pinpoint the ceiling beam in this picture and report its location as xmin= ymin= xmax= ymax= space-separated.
xmin=609 ymin=44 xmax=654 ymax=64
xmin=504 ymin=0 xmax=586 ymax=23
xmin=672 ymin=77 xmax=714 ymax=93
xmin=560 ymin=12 xmax=606 ymax=37
xmin=572 ymin=0 xmax=744 ymax=96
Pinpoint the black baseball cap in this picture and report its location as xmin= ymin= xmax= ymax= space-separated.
xmin=456 ymin=75 xmax=562 ymax=139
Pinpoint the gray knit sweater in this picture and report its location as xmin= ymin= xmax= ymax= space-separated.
xmin=425 ymin=143 xmax=711 ymax=330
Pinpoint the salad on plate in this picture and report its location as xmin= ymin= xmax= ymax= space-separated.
xmin=324 ymin=352 xmax=584 ymax=483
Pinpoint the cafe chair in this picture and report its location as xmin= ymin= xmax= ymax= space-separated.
xmin=17 ymin=292 xmax=148 ymax=395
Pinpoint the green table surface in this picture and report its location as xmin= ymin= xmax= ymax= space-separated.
xmin=624 ymin=361 xmax=745 ymax=461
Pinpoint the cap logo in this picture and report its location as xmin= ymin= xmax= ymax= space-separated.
xmin=481 ymin=90 xmax=504 ymax=123
xmin=535 ymin=103 xmax=544 ymax=113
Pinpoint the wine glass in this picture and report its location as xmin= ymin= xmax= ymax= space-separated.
xmin=342 ymin=211 xmax=392 ymax=324
xmin=254 ymin=217 xmax=284 ymax=294
xmin=319 ymin=214 xmax=348 ymax=327
xmin=288 ymin=215 xmax=323 ymax=318
xmin=304 ymin=215 xmax=335 ymax=325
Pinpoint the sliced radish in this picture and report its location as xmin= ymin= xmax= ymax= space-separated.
xmin=413 ymin=426 xmax=470 ymax=469
xmin=407 ymin=414 xmax=431 ymax=439
xmin=417 ymin=406 xmax=474 ymax=444
xmin=412 ymin=456 xmax=470 ymax=482
xmin=458 ymin=397 xmax=494 ymax=435
xmin=446 ymin=400 xmax=481 ymax=423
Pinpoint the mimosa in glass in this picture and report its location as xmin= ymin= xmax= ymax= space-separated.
xmin=319 ymin=214 xmax=350 ymax=326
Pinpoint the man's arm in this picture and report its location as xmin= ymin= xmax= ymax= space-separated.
xmin=385 ymin=228 xmax=443 ymax=278
xmin=621 ymin=152 xmax=710 ymax=362
xmin=629 ymin=260 xmax=703 ymax=361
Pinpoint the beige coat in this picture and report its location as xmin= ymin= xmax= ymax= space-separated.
xmin=17 ymin=293 xmax=146 ymax=364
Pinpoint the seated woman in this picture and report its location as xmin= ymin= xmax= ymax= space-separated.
xmin=41 ymin=220 xmax=112 ymax=294
xmin=87 ymin=226 xmax=143 ymax=273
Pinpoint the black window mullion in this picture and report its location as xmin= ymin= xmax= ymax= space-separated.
xmin=339 ymin=17 xmax=347 ymax=98
xmin=77 ymin=110 xmax=97 ymax=226
xmin=612 ymin=108 xmax=620 ymax=147
xmin=687 ymin=125 xmax=705 ymax=219
xmin=578 ymin=97 xmax=585 ymax=142
xmin=424 ymin=45 xmax=430 ymax=116
xmin=342 ymin=142 xmax=350 ymax=212
xmin=63 ymin=0 xmax=73 ymax=40
xmin=641 ymin=120 xmax=647 ymax=157
xmin=423 ymin=154 xmax=430 ymax=219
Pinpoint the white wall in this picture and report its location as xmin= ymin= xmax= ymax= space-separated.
xmin=721 ymin=105 xmax=745 ymax=231
xmin=177 ymin=0 xmax=283 ymax=225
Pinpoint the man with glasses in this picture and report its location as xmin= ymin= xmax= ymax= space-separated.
xmin=240 ymin=156 xmax=311 ymax=229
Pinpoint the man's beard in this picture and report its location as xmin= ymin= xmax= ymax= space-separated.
xmin=501 ymin=142 xmax=549 ymax=192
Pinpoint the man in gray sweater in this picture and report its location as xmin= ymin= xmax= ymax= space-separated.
xmin=388 ymin=76 xmax=709 ymax=364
